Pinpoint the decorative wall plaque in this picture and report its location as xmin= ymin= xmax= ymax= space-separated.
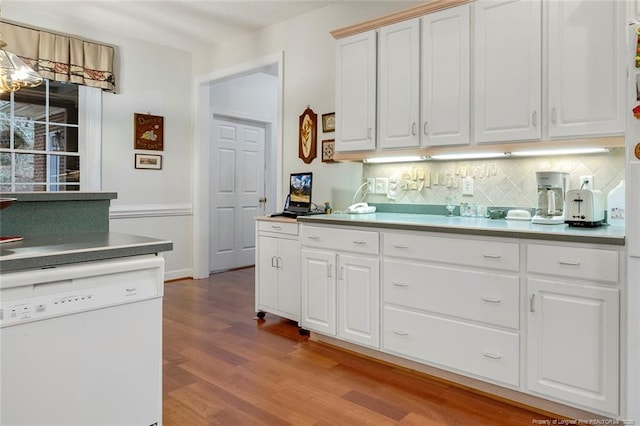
xmin=134 ymin=113 xmax=164 ymax=151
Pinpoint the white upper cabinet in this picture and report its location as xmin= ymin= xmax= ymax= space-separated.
xmin=546 ymin=0 xmax=625 ymax=138
xmin=335 ymin=31 xmax=377 ymax=152
xmin=473 ymin=0 xmax=542 ymax=143
xmin=378 ymin=19 xmax=420 ymax=149
xmin=421 ymin=5 xmax=470 ymax=147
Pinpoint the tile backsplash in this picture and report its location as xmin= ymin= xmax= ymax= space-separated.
xmin=362 ymin=148 xmax=625 ymax=209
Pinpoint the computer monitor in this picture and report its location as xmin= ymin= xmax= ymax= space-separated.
xmin=287 ymin=172 xmax=312 ymax=214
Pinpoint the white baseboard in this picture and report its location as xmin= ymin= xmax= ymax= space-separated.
xmin=164 ymin=269 xmax=192 ymax=282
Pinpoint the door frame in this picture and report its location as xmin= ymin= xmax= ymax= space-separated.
xmin=193 ymin=52 xmax=284 ymax=279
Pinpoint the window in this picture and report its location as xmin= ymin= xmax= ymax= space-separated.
xmin=0 ymin=80 xmax=101 ymax=192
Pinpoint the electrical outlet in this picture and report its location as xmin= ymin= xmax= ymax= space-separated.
xmin=375 ymin=177 xmax=389 ymax=195
xmin=366 ymin=178 xmax=375 ymax=194
xmin=580 ymin=175 xmax=594 ymax=190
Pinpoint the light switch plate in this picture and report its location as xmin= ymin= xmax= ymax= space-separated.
xmin=462 ymin=177 xmax=474 ymax=196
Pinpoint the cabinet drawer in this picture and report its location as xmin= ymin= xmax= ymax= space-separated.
xmin=383 ymin=259 xmax=519 ymax=329
xmin=383 ymin=306 xmax=519 ymax=387
xmin=383 ymin=232 xmax=519 ymax=272
xmin=258 ymin=220 xmax=299 ymax=236
xmin=301 ymin=225 xmax=379 ymax=255
xmin=527 ymin=244 xmax=619 ymax=283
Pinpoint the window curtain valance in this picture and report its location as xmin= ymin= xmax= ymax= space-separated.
xmin=0 ymin=21 xmax=116 ymax=93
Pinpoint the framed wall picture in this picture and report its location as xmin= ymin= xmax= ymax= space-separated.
xmin=322 ymin=112 xmax=335 ymax=133
xmin=299 ymin=106 xmax=317 ymax=164
xmin=135 ymin=153 xmax=162 ymax=170
xmin=322 ymin=139 xmax=335 ymax=163
xmin=134 ymin=113 xmax=164 ymax=151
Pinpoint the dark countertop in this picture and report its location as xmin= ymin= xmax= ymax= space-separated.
xmin=0 ymin=232 xmax=173 ymax=272
xmin=297 ymin=212 xmax=625 ymax=246
xmin=0 ymin=191 xmax=118 ymax=202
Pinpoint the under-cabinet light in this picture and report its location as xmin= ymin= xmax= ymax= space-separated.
xmin=508 ymin=147 xmax=611 ymax=157
xmin=363 ymin=156 xmax=428 ymax=164
xmin=429 ymin=152 xmax=505 ymax=161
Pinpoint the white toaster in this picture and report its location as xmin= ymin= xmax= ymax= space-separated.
xmin=565 ymin=189 xmax=605 ymax=227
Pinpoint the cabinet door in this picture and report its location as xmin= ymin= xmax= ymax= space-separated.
xmin=301 ymin=249 xmax=336 ymax=335
xmin=277 ymin=238 xmax=300 ymax=319
xmin=337 ymin=254 xmax=380 ymax=348
xmin=378 ymin=19 xmax=420 ymax=149
xmin=421 ymin=5 xmax=470 ymax=147
xmin=527 ymin=278 xmax=619 ymax=415
xmin=547 ymin=0 xmax=624 ymax=138
xmin=473 ymin=0 xmax=541 ymax=143
xmin=257 ymin=235 xmax=279 ymax=311
xmin=335 ymin=31 xmax=377 ymax=152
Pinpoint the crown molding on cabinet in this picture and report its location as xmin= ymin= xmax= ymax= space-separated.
xmin=330 ymin=0 xmax=474 ymax=39
xmin=334 ymin=136 xmax=625 ymax=163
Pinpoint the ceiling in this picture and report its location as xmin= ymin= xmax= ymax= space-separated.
xmin=5 ymin=0 xmax=346 ymax=52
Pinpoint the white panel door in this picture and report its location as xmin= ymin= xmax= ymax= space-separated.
xmin=421 ymin=4 xmax=470 ymax=147
xmin=474 ymin=0 xmax=541 ymax=143
xmin=527 ymin=278 xmax=619 ymax=415
xmin=335 ymin=31 xmax=377 ymax=152
xmin=337 ymin=254 xmax=379 ymax=348
xmin=301 ymin=249 xmax=336 ymax=335
xmin=210 ymin=117 xmax=265 ymax=272
xmin=547 ymin=0 xmax=625 ymax=138
xmin=378 ymin=18 xmax=420 ymax=149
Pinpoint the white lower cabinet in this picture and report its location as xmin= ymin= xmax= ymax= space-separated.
xmin=338 ymin=254 xmax=379 ymax=347
xmin=255 ymin=219 xmax=300 ymax=322
xmin=527 ymin=278 xmax=619 ymax=415
xmin=296 ymin=223 xmax=625 ymax=418
xmin=301 ymin=249 xmax=336 ymax=335
xmin=384 ymin=306 xmax=519 ymax=387
xmin=300 ymin=225 xmax=380 ymax=348
xmin=382 ymin=231 xmax=521 ymax=387
xmin=526 ymin=243 xmax=620 ymax=416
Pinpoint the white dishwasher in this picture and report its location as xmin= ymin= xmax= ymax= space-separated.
xmin=0 ymin=255 xmax=164 ymax=426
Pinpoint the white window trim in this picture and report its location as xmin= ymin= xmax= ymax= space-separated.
xmin=78 ymin=85 xmax=102 ymax=191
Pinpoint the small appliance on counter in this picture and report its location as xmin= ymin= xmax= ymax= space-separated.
xmin=565 ymin=189 xmax=605 ymax=227
xmin=532 ymin=171 xmax=569 ymax=225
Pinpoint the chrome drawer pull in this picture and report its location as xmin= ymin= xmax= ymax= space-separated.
xmin=482 ymin=351 xmax=502 ymax=360
xmin=307 ymin=235 xmax=320 ymax=240
xmin=482 ymin=296 xmax=501 ymax=304
xmin=352 ymin=240 xmax=367 ymax=245
xmin=558 ymin=259 xmax=581 ymax=266
xmin=271 ymin=225 xmax=282 ymax=230
xmin=392 ymin=329 xmax=409 ymax=336
xmin=393 ymin=282 xmax=408 ymax=287
xmin=392 ymin=244 xmax=409 ymax=249
xmin=482 ymin=253 xmax=501 ymax=259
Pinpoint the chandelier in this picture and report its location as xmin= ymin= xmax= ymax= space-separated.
xmin=0 ymin=37 xmax=43 ymax=93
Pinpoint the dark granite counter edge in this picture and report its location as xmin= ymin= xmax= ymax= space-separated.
xmin=297 ymin=216 xmax=625 ymax=246
xmin=0 ymin=192 xmax=118 ymax=202
xmin=0 ymin=241 xmax=173 ymax=272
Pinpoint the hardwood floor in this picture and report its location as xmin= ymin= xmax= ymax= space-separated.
xmin=162 ymin=267 xmax=551 ymax=425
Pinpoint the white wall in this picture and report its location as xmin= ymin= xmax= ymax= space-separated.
xmin=4 ymin=4 xmax=194 ymax=280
